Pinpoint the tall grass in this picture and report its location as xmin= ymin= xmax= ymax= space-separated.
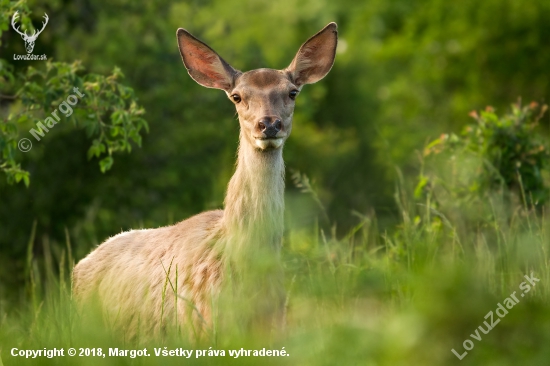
xmin=1 ymin=174 xmax=549 ymax=365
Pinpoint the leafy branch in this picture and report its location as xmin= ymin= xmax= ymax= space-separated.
xmin=0 ymin=1 xmax=148 ymax=186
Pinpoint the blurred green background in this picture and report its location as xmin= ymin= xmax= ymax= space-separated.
xmin=1 ymin=0 xmax=549 ymax=295
xmin=1 ymin=0 xmax=550 ymax=364
xmin=3 ymin=0 xmax=548 ymax=294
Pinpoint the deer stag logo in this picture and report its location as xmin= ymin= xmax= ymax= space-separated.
xmin=11 ymin=11 xmax=49 ymax=54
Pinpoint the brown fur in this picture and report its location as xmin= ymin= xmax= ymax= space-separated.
xmin=72 ymin=23 xmax=338 ymax=339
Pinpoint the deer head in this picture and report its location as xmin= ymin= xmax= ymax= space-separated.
xmin=11 ymin=11 xmax=49 ymax=54
xmin=176 ymin=23 xmax=338 ymax=152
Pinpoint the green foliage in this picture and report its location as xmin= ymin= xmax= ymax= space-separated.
xmin=362 ymin=0 xmax=550 ymax=176
xmin=0 ymin=2 xmax=148 ymax=185
xmin=418 ymin=102 xmax=550 ymax=209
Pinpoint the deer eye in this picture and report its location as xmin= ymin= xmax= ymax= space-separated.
xmin=231 ymin=94 xmax=241 ymax=103
xmin=289 ymin=90 xmax=298 ymax=100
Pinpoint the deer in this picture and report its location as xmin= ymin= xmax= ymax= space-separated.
xmin=72 ymin=22 xmax=337 ymax=340
xmin=11 ymin=11 xmax=49 ymax=54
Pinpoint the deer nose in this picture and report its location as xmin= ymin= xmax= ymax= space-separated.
xmin=258 ymin=117 xmax=282 ymax=138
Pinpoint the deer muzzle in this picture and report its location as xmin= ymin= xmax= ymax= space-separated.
xmin=254 ymin=116 xmax=285 ymax=150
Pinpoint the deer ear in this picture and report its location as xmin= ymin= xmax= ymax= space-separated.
xmin=177 ymin=28 xmax=239 ymax=92
xmin=287 ymin=23 xmax=338 ymax=87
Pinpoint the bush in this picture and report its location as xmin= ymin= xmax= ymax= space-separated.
xmin=417 ymin=101 xmax=550 ymax=209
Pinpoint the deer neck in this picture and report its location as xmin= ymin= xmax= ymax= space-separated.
xmin=221 ymin=131 xmax=285 ymax=261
